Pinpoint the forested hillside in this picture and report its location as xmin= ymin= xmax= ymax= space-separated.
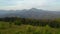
xmin=0 ymin=17 xmax=60 ymax=28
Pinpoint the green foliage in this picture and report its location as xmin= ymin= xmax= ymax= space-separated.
xmin=14 ymin=20 xmax=22 ymax=25
xmin=0 ymin=17 xmax=60 ymax=28
xmin=0 ymin=22 xmax=60 ymax=34
xmin=27 ymin=26 xmax=34 ymax=32
xmin=0 ymin=23 xmax=6 ymax=29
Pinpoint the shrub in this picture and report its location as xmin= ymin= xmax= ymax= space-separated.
xmin=14 ymin=20 xmax=22 ymax=25
xmin=48 ymin=20 xmax=60 ymax=28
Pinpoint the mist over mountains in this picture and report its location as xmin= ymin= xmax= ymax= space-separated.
xmin=0 ymin=8 xmax=60 ymax=19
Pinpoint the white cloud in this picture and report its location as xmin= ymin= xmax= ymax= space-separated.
xmin=0 ymin=0 xmax=60 ymax=11
xmin=1 ymin=0 xmax=47 ymax=10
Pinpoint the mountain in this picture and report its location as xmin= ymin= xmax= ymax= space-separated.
xmin=0 ymin=8 xmax=60 ymax=19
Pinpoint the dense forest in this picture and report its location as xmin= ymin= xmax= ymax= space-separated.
xmin=0 ymin=17 xmax=60 ymax=28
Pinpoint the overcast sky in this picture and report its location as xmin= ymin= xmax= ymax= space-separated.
xmin=0 ymin=0 xmax=60 ymax=11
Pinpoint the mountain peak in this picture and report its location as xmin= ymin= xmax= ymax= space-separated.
xmin=30 ymin=8 xmax=37 ymax=10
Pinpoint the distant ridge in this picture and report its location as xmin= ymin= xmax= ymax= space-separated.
xmin=0 ymin=8 xmax=60 ymax=19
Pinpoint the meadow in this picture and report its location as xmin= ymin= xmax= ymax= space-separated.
xmin=0 ymin=17 xmax=60 ymax=34
xmin=0 ymin=21 xmax=60 ymax=34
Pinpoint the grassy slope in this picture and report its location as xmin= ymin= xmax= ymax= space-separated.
xmin=0 ymin=21 xmax=60 ymax=34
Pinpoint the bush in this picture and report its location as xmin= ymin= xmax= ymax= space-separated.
xmin=48 ymin=20 xmax=60 ymax=28
xmin=14 ymin=20 xmax=22 ymax=25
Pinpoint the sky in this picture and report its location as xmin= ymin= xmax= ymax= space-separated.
xmin=0 ymin=0 xmax=60 ymax=11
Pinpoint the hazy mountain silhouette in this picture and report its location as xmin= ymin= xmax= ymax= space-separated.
xmin=0 ymin=8 xmax=60 ymax=19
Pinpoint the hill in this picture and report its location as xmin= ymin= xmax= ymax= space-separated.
xmin=0 ymin=8 xmax=60 ymax=19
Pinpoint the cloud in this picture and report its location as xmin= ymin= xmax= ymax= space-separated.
xmin=0 ymin=0 xmax=60 ymax=11
xmin=0 ymin=0 xmax=47 ymax=10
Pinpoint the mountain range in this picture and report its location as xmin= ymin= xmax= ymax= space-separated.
xmin=0 ymin=8 xmax=60 ymax=19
